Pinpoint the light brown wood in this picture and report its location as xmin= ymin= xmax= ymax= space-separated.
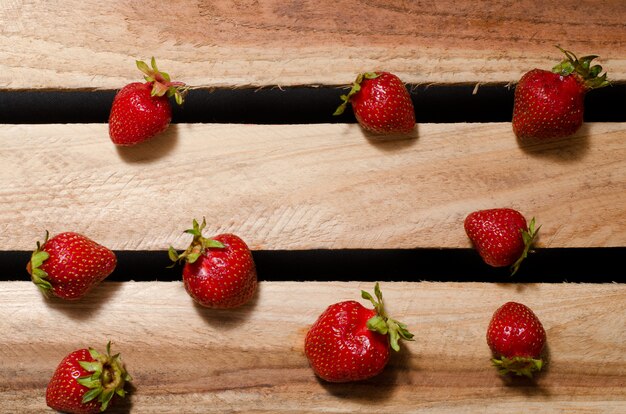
xmin=0 ymin=281 xmax=624 ymax=413
xmin=1 ymin=122 xmax=624 ymax=251
xmin=1 ymin=0 xmax=625 ymax=88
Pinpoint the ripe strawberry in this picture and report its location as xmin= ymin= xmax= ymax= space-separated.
xmin=304 ymin=283 xmax=413 ymax=382
xmin=464 ymin=208 xmax=539 ymax=275
xmin=109 ymin=57 xmax=186 ymax=146
xmin=487 ymin=302 xmax=546 ymax=378
xmin=27 ymin=231 xmax=117 ymax=300
xmin=512 ymin=47 xmax=609 ymax=142
xmin=46 ymin=342 xmax=132 ymax=414
xmin=334 ymin=71 xmax=416 ymax=134
xmin=169 ymin=218 xmax=257 ymax=309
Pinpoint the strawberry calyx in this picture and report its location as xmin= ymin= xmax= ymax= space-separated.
xmin=492 ymin=355 xmax=543 ymax=379
xmin=77 ymin=342 xmax=132 ymax=412
xmin=333 ymin=72 xmax=381 ymax=116
xmin=168 ymin=217 xmax=225 ymax=265
xmin=26 ymin=231 xmax=53 ymax=296
xmin=361 ymin=282 xmax=414 ymax=352
xmin=552 ymin=46 xmax=609 ymax=90
xmin=136 ymin=57 xmax=188 ymax=105
xmin=510 ymin=217 xmax=541 ymax=276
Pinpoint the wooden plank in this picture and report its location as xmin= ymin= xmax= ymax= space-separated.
xmin=1 ymin=123 xmax=624 ymax=251
xmin=0 ymin=281 xmax=624 ymax=413
xmin=1 ymin=0 xmax=625 ymax=88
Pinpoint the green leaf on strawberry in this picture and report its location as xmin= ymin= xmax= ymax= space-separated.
xmin=510 ymin=217 xmax=541 ymax=276
xmin=169 ymin=217 xmax=225 ymax=265
xmin=492 ymin=356 xmax=544 ymax=379
xmin=333 ymin=72 xmax=380 ymax=116
xmin=137 ymin=56 xmax=188 ymax=105
xmin=362 ymin=282 xmax=414 ymax=352
xmin=46 ymin=342 xmax=132 ymax=413
xmin=552 ymin=46 xmax=609 ymax=90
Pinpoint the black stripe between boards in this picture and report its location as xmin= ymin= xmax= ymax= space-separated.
xmin=2 ymin=248 xmax=624 ymax=283
xmin=0 ymin=84 xmax=625 ymax=124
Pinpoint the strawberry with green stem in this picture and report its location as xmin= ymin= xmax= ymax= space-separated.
xmin=334 ymin=71 xmax=416 ymax=134
xmin=464 ymin=208 xmax=540 ymax=275
xmin=304 ymin=283 xmax=413 ymax=382
xmin=512 ymin=46 xmax=609 ymax=142
xmin=109 ymin=57 xmax=187 ymax=146
xmin=487 ymin=302 xmax=547 ymax=378
xmin=27 ymin=231 xmax=117 ymax=300
xmin=169 ymin=218 xmax=258 ymax=309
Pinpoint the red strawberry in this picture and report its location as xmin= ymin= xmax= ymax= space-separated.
xmin=27 ymin=231 xmax=117 ymax=300
xmin=512 ymin=47 xmax=609 ymax=142
xmin=464 ymin=208 xmax=539 ymax=275
xmin=109 ymin=57 xmax=186 ymax=146
xmin=487 ymin=302 xmax=547 ymax=378
xmin=169 ymin=218 xmax=257 ymax=309
xmin=334 ymin=71 xmax=416 ymax=134
xmin=304 ymin=283 xmax=413 ymax=382
xmin=46 ymin=342 xmax=132 ymax=414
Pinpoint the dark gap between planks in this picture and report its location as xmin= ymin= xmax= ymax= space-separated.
xmin=0 ymin=84 xmax=625 ymax=124
xmin=1 ymin=86 xmax=623 ymax=285
xmin=1 ymin=248 xmax=624 ymax=283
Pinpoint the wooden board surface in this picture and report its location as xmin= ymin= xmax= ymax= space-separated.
xmin=2 ymin=2 xmax=624 ymax=413
xmin=0 ymin=281 xmax=624 ymax=413
xmin=1 ymin=0 xmax=625 ymax=88
xmin=1 ymin=122 xmax=624 ymax=251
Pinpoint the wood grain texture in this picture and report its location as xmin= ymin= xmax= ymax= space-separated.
xmin=1 ymin=122 xmax=624 ymax=251
xmin=1 ymin=0 xmax=625 ymax=88
xmin=0 ymin=281 xmax=624 ymax=413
